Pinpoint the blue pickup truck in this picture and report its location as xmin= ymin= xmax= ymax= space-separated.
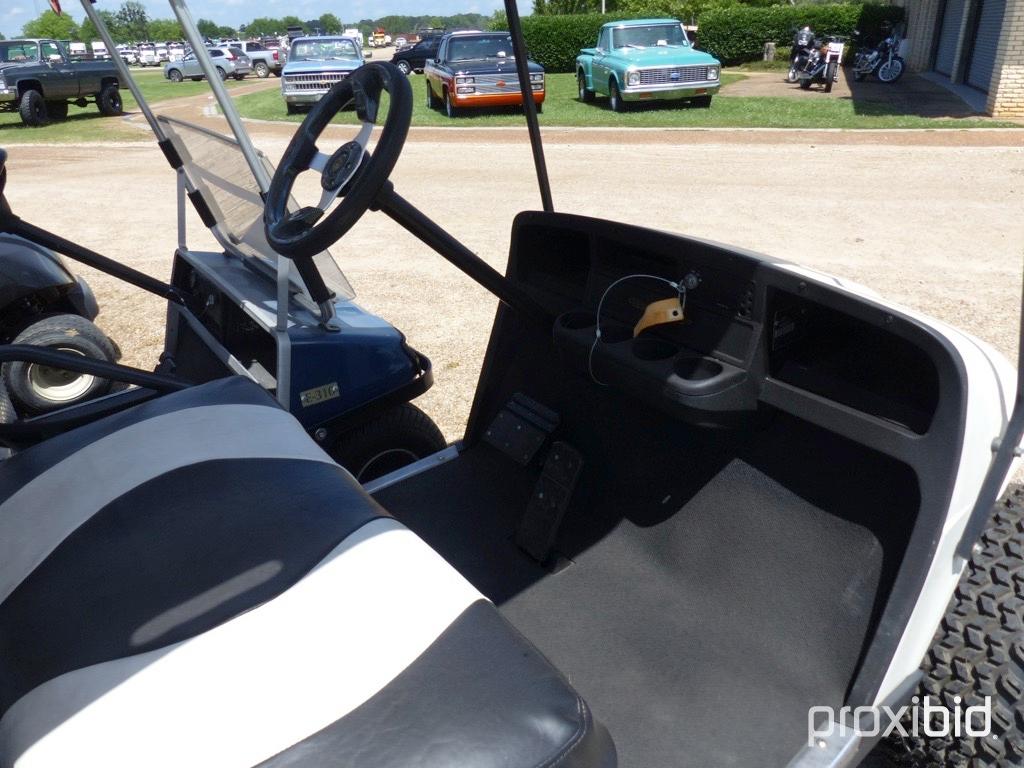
xmin=576 ymin=19 xmax=720 ymax=112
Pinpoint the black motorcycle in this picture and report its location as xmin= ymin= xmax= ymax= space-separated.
xmin=798 ymin=36 xmax=845 ymax=93
xmin=851 ymin=25 xmax=906 ymax=83
xmin=787 ymin=26 xmax=816 ymax=84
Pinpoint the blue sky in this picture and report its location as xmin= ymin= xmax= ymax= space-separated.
xmin=2 ymin=0 xmax=530 ymax=39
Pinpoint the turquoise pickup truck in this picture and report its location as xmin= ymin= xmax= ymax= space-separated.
xmin=576 ymin=19 xmax=720 ymax=111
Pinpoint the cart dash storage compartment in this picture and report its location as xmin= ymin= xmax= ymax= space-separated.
xmin=767 ymin=289 xmax=940 ymax=434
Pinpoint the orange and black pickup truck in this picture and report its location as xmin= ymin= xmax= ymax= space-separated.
xmin=0 ymin=39 xmax=122 ymax=126
xmin=424 ymin=31 xmax=545 ymax=118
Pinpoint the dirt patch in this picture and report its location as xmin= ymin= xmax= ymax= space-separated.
xmin=3 ymin=120 xmax=1022 ymax=443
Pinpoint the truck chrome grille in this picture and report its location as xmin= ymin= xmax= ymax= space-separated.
xmin=471 ymin=74 xmax=521 ymax=94
xmin=283 ymin=71 xmax=350 ymax=91
xmin=637 ymin=66 xmax=708 ymax=86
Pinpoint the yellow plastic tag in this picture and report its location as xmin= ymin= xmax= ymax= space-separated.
xmin=633 ymin=297 xmax=684 ymax=337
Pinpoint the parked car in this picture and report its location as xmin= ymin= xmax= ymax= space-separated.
xmin=280 ymin=36 xmax=364 ymax=113
xmin=138 ymin=44 xmax=158 ymax=66
xmin=391 ymin=35 xmax=441 ymax=75
xmin=164 ymin=47 xmax=251 ymax=82
xmin=0 ymin=39 xmax=122 ymax=126
xmin=424 ymin=31 xmax=545 ymax=118
xmin=576 ymin=18 xmax=721 ymax=111
xmin=234 ymin=40 xmax=284 ymax=78
xmin=394 ymin=36 xmax=407 ymax=49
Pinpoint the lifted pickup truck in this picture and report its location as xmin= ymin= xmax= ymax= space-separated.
xmin=0 ymin=38 xmax=122 ymax=126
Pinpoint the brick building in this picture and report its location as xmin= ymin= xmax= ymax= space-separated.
xmin=898 ymin=0 xmax=1024 ymax=116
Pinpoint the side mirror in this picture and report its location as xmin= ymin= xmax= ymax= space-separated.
xmin=47 ymin=54 xmax=63 ymax=63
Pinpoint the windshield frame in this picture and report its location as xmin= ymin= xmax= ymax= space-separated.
xmin=288 ymin=37 xmax=361 ymax=62
xmin=447 ymin=33 xmax=516 ymax=62
xmin=0 ymin=41 xmax=41 ymax=64
xmin=610 ymin=24 xmax=690 ymax=50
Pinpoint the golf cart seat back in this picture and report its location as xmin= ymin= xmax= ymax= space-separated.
xmin=0 ymin=377 xmax=615 ymax=768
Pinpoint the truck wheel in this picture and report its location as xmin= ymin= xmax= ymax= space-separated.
xmin=578 ymin=72 xmax=595 ymax=102
xmin=46 ymin=101 xmax=69 ymax=120
xmin=18 ymin=90 xmax=47 ymax=127
xmin=330 ymin=403 xmax=447 ymax=483
xmin=286 ymin=103 xmax=300 ymax=115
xmin=444 ymin=89 xmax=459 ymax=118
xmin=254 ymin=61 xmax=270 ymax=78
xmin=609 ymin=79 xmax=627 ymax=112
xmin=425 ymin=81 xmax=436 ymax=109
xmin=2 ymin=314 xmax=119 ymax=414
xmin=97 ymin=84 xmax=122 ymax=116
xmin=890 ymin=487 xmax=1024 ymax=766
xmin=190 ymin=76 xmax=203 ymax=82
xmin=167 ymin=68 xmax=183 ymax=83
xmin=691 ymin=95 xmax=712 ymax=108
xmin=233 ymin=73 xmax=246 ymax=81
xmin=396 ymin=60 xmax=411 ymax=76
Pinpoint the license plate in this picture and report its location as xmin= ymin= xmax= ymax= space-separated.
xmin=299 ymin=382 xmax=340 ymax=407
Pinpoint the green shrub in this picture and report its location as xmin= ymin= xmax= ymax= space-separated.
xmin=697 ymin=3 xmax=903 ymax=65
xmin=488 ymin=12 xmax=651 ymax=72
xmin=490 ymin=3 xmax=903 ymax=72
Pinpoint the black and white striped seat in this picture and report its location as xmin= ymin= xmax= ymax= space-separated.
xmin=0 ymin=377 xmax=614 ymax=768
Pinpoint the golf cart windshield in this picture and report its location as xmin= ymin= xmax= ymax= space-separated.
xmin=612 ymin=24 xmax=690 ymax=48
xmin=0 ymin=41 xmax=40 ymax=62
xmin=449 ymin=35 xmax=515 ymax=61
xmin=158 ymin=115 xmax=354 ymax=301
xmin=289 ymin=38 xmax=360 ymax=61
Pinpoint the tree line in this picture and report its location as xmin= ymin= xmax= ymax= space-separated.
xmin=18 ymin=4 xmax=493 ymax=44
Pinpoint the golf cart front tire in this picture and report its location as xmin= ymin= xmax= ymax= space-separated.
xmin=3 ymin=314 xmax=119 ymax=414
xmin=892 ymin=487 xmax=1024 ymax=765
xmin=330 ymin=403 xmax=446 ymax=483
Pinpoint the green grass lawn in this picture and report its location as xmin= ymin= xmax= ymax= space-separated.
xmin=0 ymin=68 xmax=253 ymax=143
xmin=233 ymin=71 xmax=1012 ymax=129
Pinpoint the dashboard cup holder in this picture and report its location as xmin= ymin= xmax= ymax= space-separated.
xmin=674 ymin=356 xmax=724 ymax=381
xmin=632 ymin=337 xmax=679 ymax=362
xmin=559 ymin=311 xmax=596 ymax=331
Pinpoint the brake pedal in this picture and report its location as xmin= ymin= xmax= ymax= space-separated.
xmin=483 ymin=393 xmax=559 ymax=465
xmin=516 ymin=441 xmax=583 ymax=563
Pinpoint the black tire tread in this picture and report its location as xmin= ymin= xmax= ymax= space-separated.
xmin=2 ymin=314 xmax=119 ymax=413
xmin=331 ymin=403 xmax=446 ymax=481
xmin=891 ymin=487 xmax=1024 ymax=766
xmin=19 ymin=90 xmax=46 ymax=126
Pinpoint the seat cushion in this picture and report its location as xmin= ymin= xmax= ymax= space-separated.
xmin=0 ymin=377 xmax=615 ymax=768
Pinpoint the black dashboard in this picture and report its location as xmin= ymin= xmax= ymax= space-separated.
xmin=507 ymin=211 xmax=965 ymax=469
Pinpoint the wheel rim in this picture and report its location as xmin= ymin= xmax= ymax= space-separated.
xmin=611 ymin=88 xmax=618 ymax=109
xmin=579 ymin=77 xmax=585 ymax=99
xmin=445 ymin=92 xmax=453 ymax=116
xmin=256 ymin=63 xmax=268 ymax=76
xmin=111 ymin=93 xmax=122 ymax=110
xmin=26 ymin=349 xmax=94 ymax=405
xmin=355 ymin=447 xmax=421 ymax=482
xmin=398 ymin=62 xmax=410 ymax=75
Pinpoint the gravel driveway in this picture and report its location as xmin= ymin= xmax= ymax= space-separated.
xmin=3 ymin=114 xmax=1022 ymax=441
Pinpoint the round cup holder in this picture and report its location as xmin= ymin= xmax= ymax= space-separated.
xmin=674 ymin=356 xmax=723 ymax=381
xmin=559 ymin=311 xmax=596 ymax=331
xmin=632 ymin=337 xmax=679 ymax=362
xmin=597 ymin=324 xmax=632 ymax=344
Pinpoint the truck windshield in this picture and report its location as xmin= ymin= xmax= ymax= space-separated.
xmin=612 ymin=24 xmax=689 ymax=49
xmin=448 ymin=34 xmax=514 ymax=61
xmin=289 ymin=39 xmax=359 ymax=61
xmin=0 ymin=42 xmax=39 ymax=63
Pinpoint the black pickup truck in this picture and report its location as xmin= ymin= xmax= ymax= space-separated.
xmin=0 ymin=39 xmax=122 ymax=126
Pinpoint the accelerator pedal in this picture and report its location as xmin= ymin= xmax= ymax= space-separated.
xmin=516 ymin=441 xmax=583 ymax=563
xmin=482 ymin=392 xmax=559 ymax=466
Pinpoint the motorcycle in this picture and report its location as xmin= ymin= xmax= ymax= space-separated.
xmin=798 ymin=36 xmax=845 ymax=93
xmin=851 ymin=26 xmax=906 ymax=83
xmin=787 ymin=26 xmax=816 ymax=84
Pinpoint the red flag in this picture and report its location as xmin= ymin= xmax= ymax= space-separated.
xmin=49 ymin=0 xmax=62 ymax=16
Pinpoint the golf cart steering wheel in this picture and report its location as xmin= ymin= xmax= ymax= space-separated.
xmin=264 ymin=63 xmax=412 ymax=274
